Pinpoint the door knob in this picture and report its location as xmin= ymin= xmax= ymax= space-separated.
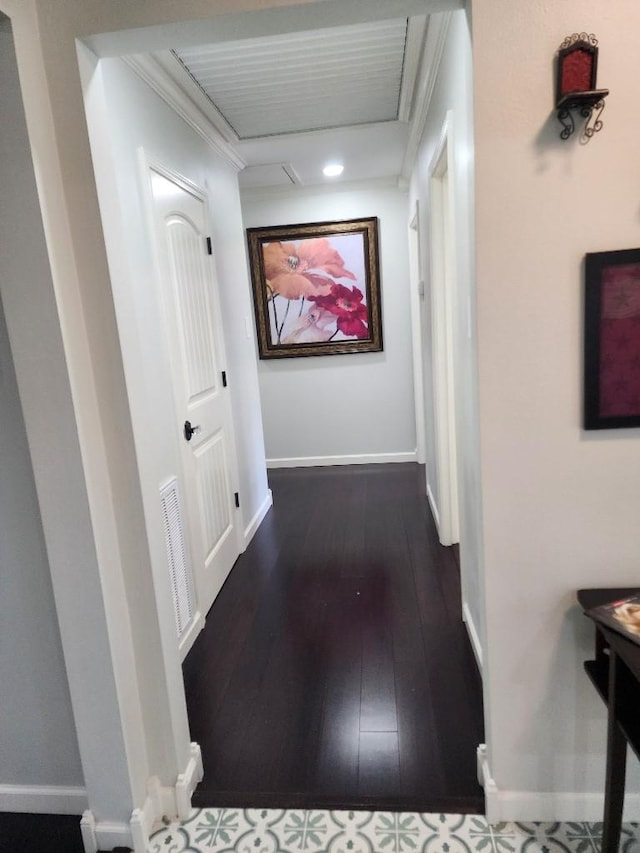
xmin=184 ymin=420 xmax=201 ymax=442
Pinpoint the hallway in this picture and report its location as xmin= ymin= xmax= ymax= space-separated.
xmin=183 ymin=463 xmax=484 ymax=813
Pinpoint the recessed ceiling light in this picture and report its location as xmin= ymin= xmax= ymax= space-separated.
xmin=323 ymin=163 xmax=344 ymax=177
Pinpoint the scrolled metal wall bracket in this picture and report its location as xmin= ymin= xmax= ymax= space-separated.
xmin=555 ymin=33 xmax=608 ymax=141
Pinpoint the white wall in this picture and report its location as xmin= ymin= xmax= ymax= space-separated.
xmin=83 ymin=55 xmax=269 ymax=551
xmin=0 ymin=278 xmax=83 ymax=790
xmin=241 ymin=184 xmax=417 ymax=465
xmin=3 ymin=8 xmax=213 ymax=839
xmin=473 ymin=0 xmax=640 ymax=820
xmin=1 ymin=18 xmax=138 ymax=820
xmin=408 ymin=9 xmax=483 ymax=656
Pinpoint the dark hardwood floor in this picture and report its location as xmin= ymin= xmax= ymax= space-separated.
xmin=184 ymin=463 xmax=485 ymax=813
xmin=0 ymin=813 xmax=84 ymax=853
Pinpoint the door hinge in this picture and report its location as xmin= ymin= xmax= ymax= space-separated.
xmin=206 ymin=236 xmax=212 ymax=255
xmin=234 ymin=492 xmax=240 ymax=508
xmin=221 ymin=370 xmax=227 ymax=388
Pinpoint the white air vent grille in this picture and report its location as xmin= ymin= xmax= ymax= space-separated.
xmin=160 ymin=478 xmax=194 ymax=638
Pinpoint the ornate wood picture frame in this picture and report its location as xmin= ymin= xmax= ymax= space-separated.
xmin=246 ymin=217 xmax=382 ymax=359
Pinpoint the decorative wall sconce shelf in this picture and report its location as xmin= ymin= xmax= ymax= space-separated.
xmin=555 ymin=33 xmax=608 ymax=140
xmin=556 ymin=89 xmax=609 ymax=140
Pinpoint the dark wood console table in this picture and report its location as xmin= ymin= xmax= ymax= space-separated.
xmin=578 ymin=588 xmax=640 ymax=853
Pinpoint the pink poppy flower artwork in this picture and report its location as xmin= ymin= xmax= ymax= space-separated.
xmin=246 ymin=218 xmax=383 ymax=359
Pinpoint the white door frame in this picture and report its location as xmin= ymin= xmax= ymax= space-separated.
xmin=428 ymin=112 xmax=459 ymax=546
xmin=408 ymin=201 xmax=426 ymax=465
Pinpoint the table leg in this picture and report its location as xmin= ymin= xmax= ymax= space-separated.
xmin=601 ymin=651 xmax=627 ymax=853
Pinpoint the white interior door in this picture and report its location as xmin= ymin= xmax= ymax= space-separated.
xmin=150 ymin=167 xmax=240 ymax=616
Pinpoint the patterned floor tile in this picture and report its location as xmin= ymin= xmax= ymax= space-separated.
xmin=148 ymin=808 xmax=640 ymax=853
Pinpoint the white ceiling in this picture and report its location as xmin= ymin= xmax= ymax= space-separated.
xmin=174 ymin=19 xmax=409 ymax=139
xmin=136 ymin=13 xmax=438 ymax=190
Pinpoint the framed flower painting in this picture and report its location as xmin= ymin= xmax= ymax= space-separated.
xmin=246 ymin=217 xmax=383 ymax=359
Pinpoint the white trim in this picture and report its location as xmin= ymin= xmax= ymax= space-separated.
xmin=130 ymin=794 xmax=156 ymax=853
xmin=123 ymin=54 xmax=245 ymax=171
xmin=81 ymin=743 xmax=203 ymax=852
xmin=147 ymin=775 xmax=175 ymax=827
xmin=0 ymin=784 xmax=88 ymax=814
xmin=477 ymin=743 xmax=495 ymax=791
xmin=267 ymin=451 xmax=417 ymax=469
xmin=243 ymin=489 xmax=273 ymax=547
xmin=408 ymin=202 xmax=426 ymax=465
xmin=428 ymin=111 xmax=459 ymax=547
xmin=398 ymin=16 xmax=428 ymax=122
xmin=401 ymin=11 xmax=452 ymax=181
xmin=427 ymin=480 xmax=440 ymax=530
xmin=477 ymin=744 xmax=640 ymax=823
xmin=462 ymin=600 xmax=483 ymax=671
xmin=178 ymin=608 xmax=205 ymax=661
xmin=175 ymin=742 xmax=204 ymax=820
xmin=152 ymin=50 xmax=240 ymax=145
xmin=143 ymin=150 xmax=210 ymax=202
xmin=144 ymin=743 xmax=202 ymax=828
xmin=80 ymin=811 xmax=135 ymax=853
xmin=485 ymin=791 xmax=640 ymax=824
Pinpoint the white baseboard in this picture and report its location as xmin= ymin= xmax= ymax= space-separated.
xmin=266 ymin=451 xmax=417 ymax=469
xmin=426 ymin=480 xmax=440 ymax=529
xmin=179 ymin=609 xmax=205 ymax=661
xmin=175 ymin=742 xmax=204 ymax=819
xmin=0 ymin=783 xmax=88 ymax=814
xmin=477 ymin=744 xmax=640 ymax=823
xmin=131 ymin=794 xmax=157 ymax=853
xmin=81 ymin=810 xmax=135 ymax=853
xmin=243 ymin=489 xmax=273 ymax=547
xmin=462 ymin=600 xmax=483 ymax=671
xmin=80 ymin=743 xmax=203 ymax=853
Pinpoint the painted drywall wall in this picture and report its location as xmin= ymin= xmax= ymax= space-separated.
xmin=84 ymin=56 xmax=269 ymax=557
xmin=0 ymin=299 xmax=84 ymax=790
xmin=473 ymin=0 xmax=640 ymax=819
xmin=0 ymin=18 xmax=86 ymax=802
xmin=241 ymin=185 xmax=416 ymax=465
xmin=0 ymin=18 xmax=157 ymax=823
xmin=408 ymin=10 xmax=484 ymax=657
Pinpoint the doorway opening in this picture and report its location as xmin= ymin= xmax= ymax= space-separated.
xmin=78 ymin=5 xmax=482 ymax=821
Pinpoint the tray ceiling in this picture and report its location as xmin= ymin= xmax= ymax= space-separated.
xmin=128 ymin=11 xmax=446 ymax=188
xmin=173 ymin=18 xmax=409 ymax=140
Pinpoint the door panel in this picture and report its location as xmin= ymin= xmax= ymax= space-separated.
xmin=195 ymin=430 xmax=233 ymax=563
xmin=165 ymin=216 xmax=220 ymax=398
xmin=151 ymin=167 xmax=239 ymax=616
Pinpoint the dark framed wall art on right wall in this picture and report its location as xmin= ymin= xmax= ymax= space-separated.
xmin=584 ymin=248 xmax=640 ymax=429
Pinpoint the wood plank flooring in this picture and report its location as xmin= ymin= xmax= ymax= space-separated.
xmin=184 ymin=463 xmax=485 ymax=813
xmin=0 ymin=813 xmax=84 ymax=853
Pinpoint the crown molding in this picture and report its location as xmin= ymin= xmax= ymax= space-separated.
xmin=154 ymin=49 xmax=240 ymax=144
xmin=398 ymin=15 xmax=428 ymax=123
xmin=400 ymin=10 xmax=452 ymax=182
xmin=123 ymin=52 xmax=246 ymax=172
